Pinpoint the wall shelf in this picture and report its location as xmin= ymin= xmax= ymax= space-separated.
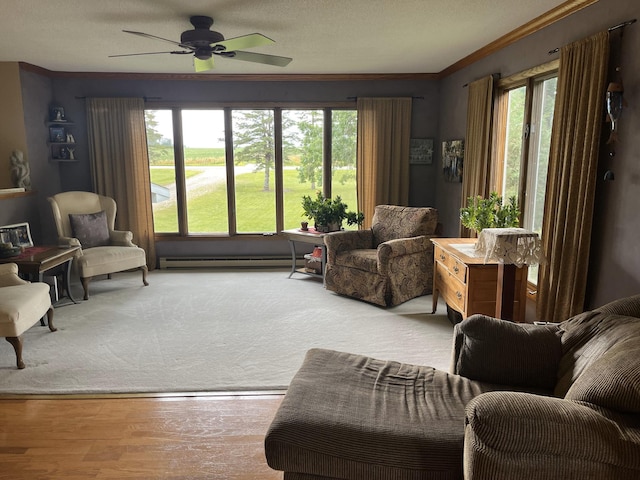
xmin=0 ymin=191 xmax=36 ymax=201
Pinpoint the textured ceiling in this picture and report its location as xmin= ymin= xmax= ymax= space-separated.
xmin=0 ymin=0 xmax=572 ymax=75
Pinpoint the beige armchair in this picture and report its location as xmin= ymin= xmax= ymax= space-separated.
xmin=324 ymin=205 xmax=439 ymax=307
xmin=0 ymin=263 xmax=55 ymax=369
xmin=48 ymin=191 xmax=149 ymax=300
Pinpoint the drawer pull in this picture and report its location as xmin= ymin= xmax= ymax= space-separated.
xmin=439 ymin=254 xmax=446 ymax=261
xmin=453 ymin=265 xmax=459 ymax=274
xmin=456 ymin=291 xmax=462 ymax=299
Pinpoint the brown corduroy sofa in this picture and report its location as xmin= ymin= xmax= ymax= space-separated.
xmin=264 ymin=294 xmax=640 ymax=479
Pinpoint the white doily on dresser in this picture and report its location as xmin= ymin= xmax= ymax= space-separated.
xmin=475 ymin=228 xmax=546 ymax=267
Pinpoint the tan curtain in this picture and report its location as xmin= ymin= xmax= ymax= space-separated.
xmin=537 ymin=31 xmax=609 ymax=322
xmin=460 ymin=75 xmax=495 ymax=237
xmin=86 ymin=97 xmax=156 ymax=270
xmin=356 ymin=97 xmax=411 ymax=228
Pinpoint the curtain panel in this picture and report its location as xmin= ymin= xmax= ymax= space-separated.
xmin=537 ymin=31 xmax=609 ymax=322
xmin=356 ymin=97 xmax=412 ymax=229
xmin=86 ymin=97 xmax=156 ymax=269
xmin=460 ymin=75 xmax=495 ymax=237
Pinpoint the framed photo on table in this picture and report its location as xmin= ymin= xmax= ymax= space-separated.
xmin=0 ymin=223 xmax=33 ymax=248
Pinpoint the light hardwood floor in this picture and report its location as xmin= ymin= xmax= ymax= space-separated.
xmin=0 ymin=393 xmax=285 ymax=479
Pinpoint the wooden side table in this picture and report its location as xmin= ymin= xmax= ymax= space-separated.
xmin=282 ymin=228 xmax=327 ymax=281
xmin=431 ymin=238 xmax=528 ymax=322
xmin=0 ymin=246 xmax=81 ymax=304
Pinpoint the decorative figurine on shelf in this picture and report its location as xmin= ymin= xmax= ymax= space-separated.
xmin=50 ymin=106 xmax=65 ymax=122
xmin=10 ymin=150 xmax=31 ymax=190
xmin=67 ymin=147 xmax=75 ymax=160
xmin=59 ymin=147 xmax=68 ymax=160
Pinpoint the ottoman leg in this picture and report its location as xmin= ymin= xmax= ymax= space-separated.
xmin=5 ymin=336 xmax=24 ymax=369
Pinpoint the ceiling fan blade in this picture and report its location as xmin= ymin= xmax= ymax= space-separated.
xmin=226 ymin=50 xmax=292 ymax=67
xmin=213 ymin=33 xmax=274 ymax=52
xmin=123 ymin=30 xmax=187 ymax=48
xmin=194 ymin=57 xmax=215 ymax=72
xmin=109 ymin=51 xmax=192 ymax=58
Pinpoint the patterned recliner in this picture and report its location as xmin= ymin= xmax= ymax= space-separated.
xmin=324 ymin=205 xmax=439 ymax=307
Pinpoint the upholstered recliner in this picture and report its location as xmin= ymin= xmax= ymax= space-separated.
xmin=324 ymin=205 xmax=439 ymax=307
xmin=265 ymin=294 xmax=640 ymax=479
xmin=48 ymin=191 xmax=148 ymax=300
xmin=0 ymin=263 xmax=55 ymax=369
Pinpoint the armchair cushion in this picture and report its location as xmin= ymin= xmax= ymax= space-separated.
xmin=565 ymin=339 xmax=640 ymax=413
xmin=69 ymin=210 xmax=110 ymax=248
xmin=453 ymin=314 xmax=562 ymax=390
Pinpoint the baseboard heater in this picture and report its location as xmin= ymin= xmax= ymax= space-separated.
xmin=159 ymin=256 xmax=296 ymax=269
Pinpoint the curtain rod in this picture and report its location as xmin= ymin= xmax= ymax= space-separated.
xmin=462 ymin=72 xmax=500 ymax=88
xmin=548 ymin=18 xmax=636 ymax=55
xmin=74 ymin=96 xmax=162 ymax=100
xmin=346 ymin=96 xmax=424 ymax=100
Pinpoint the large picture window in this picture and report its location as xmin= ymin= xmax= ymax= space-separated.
xmin=145 ymin=106 xmax=357 ymax=236
xmin=495 ymin=70 xmax=557 ymax=286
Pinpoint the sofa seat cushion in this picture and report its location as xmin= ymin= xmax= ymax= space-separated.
xmin=76 ymin=246 xmax=146 ymax=279
xmin=265 ymin=348 xmax=504 ymax=480
xmin=0 ymin=283 xmax=51 ymax=337
xmin=334 ymin=249 xmax=378 ymax=273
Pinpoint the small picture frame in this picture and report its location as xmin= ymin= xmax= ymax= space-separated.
xmin=0 ymin=223 xmax=33 ymax=248
xmin=49 ymin=105 xmax=66 ymax=122
xmin=409 ymin=138 xmax=434 ymax=165
xmin=442 ymin=139 xmax=465 ymax=182
xmin=49 ymin=126 xmax=66 ymax=143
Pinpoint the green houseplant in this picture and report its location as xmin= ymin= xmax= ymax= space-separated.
xmin=460 ymin=191 xmax=520 ymax=233
xmin=302 ymin=191 xmax=364 ymax=232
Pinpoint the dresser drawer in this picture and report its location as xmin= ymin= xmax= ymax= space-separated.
xmin=435 ymin=262 xmax=466 ymax=313
xmin=446 ymin=255 xmax=467 ymax=283
xmin=434 ymin=245 xmax=448 ymax=265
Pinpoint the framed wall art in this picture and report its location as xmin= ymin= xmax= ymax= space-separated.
xmin=409 ymin=138 xmax=434 ymax=165
xmin=442 ymin=140 xmax=464 ymax=182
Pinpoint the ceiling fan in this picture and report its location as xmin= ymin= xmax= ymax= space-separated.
xmin=110 ymin=15 xmax=292 ymax=72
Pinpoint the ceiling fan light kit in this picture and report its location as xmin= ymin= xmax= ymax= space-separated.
xmin=111 ymin=15 xmax=292 ymax=72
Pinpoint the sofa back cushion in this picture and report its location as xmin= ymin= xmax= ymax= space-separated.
xmin=565 ymin=339 xmax=640 ymax=413
xmin=555 ymin=311 xmax=640 ymax=397
xmin=454 ymin=314 xmax=562 ymax=390
xmin=371 ymin=206 xmax=438 ymax=245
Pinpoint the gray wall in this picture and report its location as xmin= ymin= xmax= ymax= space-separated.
xmin=436 ymin=0 xmax=640 ymax=308
xmin=5 ymin=0 xmax=638 ymax=309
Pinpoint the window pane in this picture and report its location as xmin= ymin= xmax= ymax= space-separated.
xmin=502 ymin=86 xmax=526 ymax=202
xmin=526 ymin=76 xmax=557 ymax=285
xmin=182 ymin=110 xmax=228 ymax=234
xmin=282 ymin=110 xmax=324 ymax=230
xmin=232 ymin=110 xmax=276 ymax=233
xmin=145 ymin=109 xmax=178 ymax=233
xmin=331 ymin=110 xmax=358 ymax=230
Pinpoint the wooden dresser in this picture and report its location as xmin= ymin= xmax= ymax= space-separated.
xmin=431 ymin=238 xmax=528 ymax=322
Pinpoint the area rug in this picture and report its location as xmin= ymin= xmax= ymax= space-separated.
xmin=0 ymin=269 xmax=454 ymax=395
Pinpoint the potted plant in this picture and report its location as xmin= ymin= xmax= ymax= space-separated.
xmin=302 ymin=191 xmax=364 ymax=232
xmin=460 ymin=191 xmax=520 ymax=234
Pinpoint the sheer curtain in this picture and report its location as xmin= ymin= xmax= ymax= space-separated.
xmin=460 ymin=75 xmax=495 ymax=237
xmin=86 ymin=97 xmax=156 ymax=269
xmin=356 ymin=97 xmax=412 ymax=228
xmin=537 ymin=31 xmax=609 ymax=322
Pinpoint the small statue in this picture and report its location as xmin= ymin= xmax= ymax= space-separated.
xmin=10 ymin=150 xmax=31 ymax=190
xmin=67 ymin=147 xmax=75 ymax=160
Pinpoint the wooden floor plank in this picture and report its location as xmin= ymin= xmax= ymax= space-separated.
xmin=0 ymin=394 xmax=284 ymax=479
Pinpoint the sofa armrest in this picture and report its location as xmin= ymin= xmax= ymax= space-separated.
xmin=324 ymin=230 xmax=373 ymax=263
xmin=464 ymin=391 xmax=640 ymax=480
xmin=0 ymin=263 xmax=29 ymax=287
xmin=376 ymin=236 xmax=433 ymax=274
xmin=451 ymin=314 xmax=561 ymax=390
xmin=110 ymin=229 xmax=136 ymax=247
xmin=58 ymin=236 xmax=81 ymax=248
